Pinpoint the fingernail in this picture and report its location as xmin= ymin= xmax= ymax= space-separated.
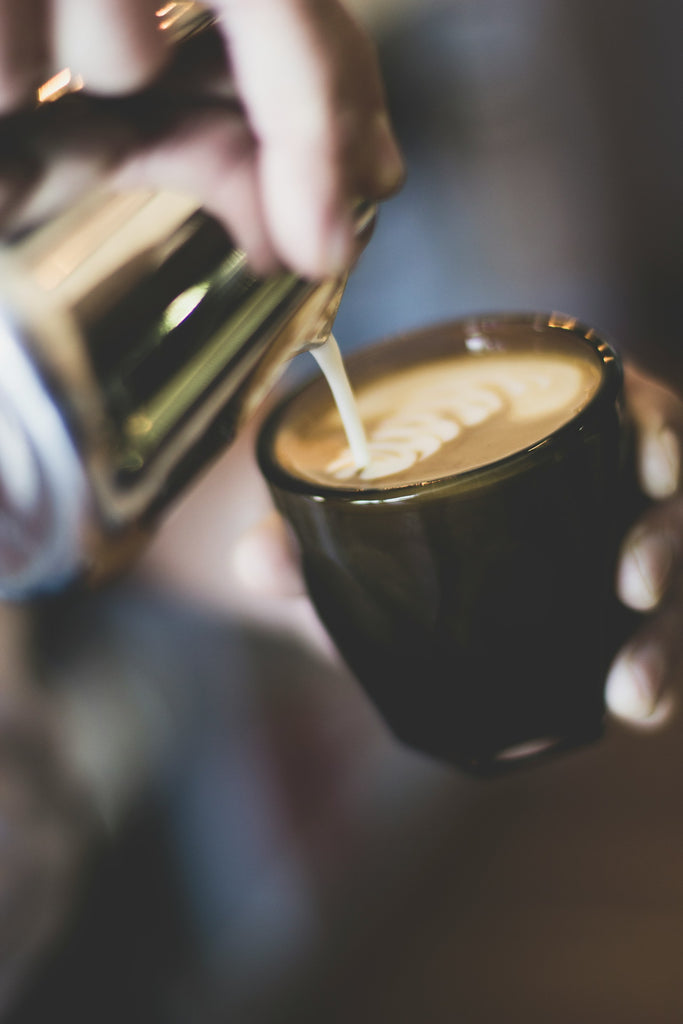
xmin=605 ymin=644 xmax=665 ymax=721
xmin=640 ymin=426 xmax=680 ymax=499
xmin=617 ymin=530 xmax=672 ymax=610
xmin=371 ymin=112 xmax=405 ymax=195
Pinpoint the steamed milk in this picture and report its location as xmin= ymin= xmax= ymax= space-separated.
xmin=277 ymin=337 xmax=602 ymax=489
xmin=311 ymin=336 xmax=370 ymax=470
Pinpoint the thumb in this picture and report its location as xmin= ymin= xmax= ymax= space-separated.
xmin=231 ymin=511 xmax=304 ymax=598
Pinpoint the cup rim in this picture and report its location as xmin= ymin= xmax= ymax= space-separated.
xmin=257 ymin=311 xmax=624 ymax=502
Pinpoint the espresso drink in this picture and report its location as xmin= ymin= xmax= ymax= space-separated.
xmin=279 ymin=346 xmax=602 ymax=489
xmin=258 ymin=315 xmax=639 ymax=774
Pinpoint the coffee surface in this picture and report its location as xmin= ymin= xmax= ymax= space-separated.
xmin=274 ymin=348 xmax=602 ymax=489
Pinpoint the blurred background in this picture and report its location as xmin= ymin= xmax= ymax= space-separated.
xmin=4 ymin=1 xmax=683 ymax=1021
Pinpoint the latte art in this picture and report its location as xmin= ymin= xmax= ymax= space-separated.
xmin=325 ymin=357 xmax=593 ymax=481
xmin=275 ymin=348 xmax=602 ymax=490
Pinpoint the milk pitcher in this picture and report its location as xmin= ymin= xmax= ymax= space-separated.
xmin=0 ymin=4 xmax=375 ymax=598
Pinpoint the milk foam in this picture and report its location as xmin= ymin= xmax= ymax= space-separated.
xmin=327 ymin=355 xmax=595 ymax=481
xmin=276 ymin=349 xmax=602 ymax=489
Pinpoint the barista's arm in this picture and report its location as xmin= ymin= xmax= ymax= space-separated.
xmin=0 ymin=0 xmax=404 ymax=278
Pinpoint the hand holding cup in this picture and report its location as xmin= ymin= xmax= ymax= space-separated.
xmin=231 ymin=318 xmax=683 ymax=772
xmin=605 ymin=365 xmax=683 ymax=725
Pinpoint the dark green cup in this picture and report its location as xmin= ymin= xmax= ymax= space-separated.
xmin=257 ymin=313 xmax=640 ymax=775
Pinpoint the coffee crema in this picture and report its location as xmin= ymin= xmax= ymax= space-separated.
xmin=274 ymin=348 xmax=602 ymax=489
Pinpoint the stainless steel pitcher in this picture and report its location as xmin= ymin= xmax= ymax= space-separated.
xmin=0 ymin=5 xmax=376 ymax=599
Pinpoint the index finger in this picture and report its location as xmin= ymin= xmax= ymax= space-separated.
xmin=625 ymin=363 xmax=683 ymax=499
xmin=213 ymin=0 xmax=403 ymax=277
